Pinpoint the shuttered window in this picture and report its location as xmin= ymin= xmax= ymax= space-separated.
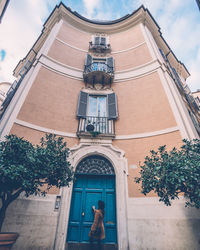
xmin=100 ymin=37 xmax=106 ymax=45
xmin=77 ymin=92 xmax=118 ymax=119
xmin=85 ymin=54 xmax=92 ymax=67
xmin=77 ymin=91 xmax=88 ymax=117
xmin=106 ymin=57 xmax=114 ymax=71
xmin=108 ymin=93 xmax=118 ymax=119
xmin=94 ymin=36 xmax=106 ymax=46
xmin=95 ymin=36 xmax=100 ymax=45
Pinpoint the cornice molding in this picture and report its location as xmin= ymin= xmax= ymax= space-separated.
xmin=56 ymin=4 xmax=145 ymax=34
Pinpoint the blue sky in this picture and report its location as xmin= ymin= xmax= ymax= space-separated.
xmin=0 ymin=0 xmax=199 ymax=91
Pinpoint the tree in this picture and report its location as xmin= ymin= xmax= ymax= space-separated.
xmin=135 ymin=139 xmax=200 ymax=209
xmin=0 ymin=134 xmax=73 ymax=231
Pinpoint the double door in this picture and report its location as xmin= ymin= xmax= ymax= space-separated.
xmin=67 ymin=174 xmax=117 ymax=244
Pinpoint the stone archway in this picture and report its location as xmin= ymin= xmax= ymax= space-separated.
xmin=75 ymin=155 xmax=115 ymax=175
xmin=67 ymin=155 xmax=117 ymax=248
xmin=53 ymin=143 xmax=129 ymax=250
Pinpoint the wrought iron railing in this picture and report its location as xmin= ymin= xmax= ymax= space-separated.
xmin=77 ymin=116 xmax=115 ymax=136
xmin=84 ymin=62 xmax=114 ymax=75
xmin=89 ymin=41 xmax=111 ymax=52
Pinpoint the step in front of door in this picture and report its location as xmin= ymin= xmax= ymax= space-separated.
xmin=66 ymin=243 xmax=118 ymax=250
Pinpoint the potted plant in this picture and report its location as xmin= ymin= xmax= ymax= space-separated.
xmin=0 ymin=134 xmax=73 ymax=249
xmin=86 ymin=121 xmax=95 ymax=132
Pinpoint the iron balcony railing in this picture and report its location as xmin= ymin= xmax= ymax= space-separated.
xmin=89 ymin=41 xmax=111 ymax=53
xmin=77 ymin=116 xmax=115 ymax=137
xmin=84 ymin=62 xmax=114 ymax=75
xmin=83 ymin=62 xmax=114 ymax=85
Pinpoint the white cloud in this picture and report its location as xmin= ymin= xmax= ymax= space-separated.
xmin=0 ymin=0 xmax=50 ymax=83
xmin=83 ymin=0 xmax=101 ymax=18
xmin=138 ymin=0 xmax=163 ymax=14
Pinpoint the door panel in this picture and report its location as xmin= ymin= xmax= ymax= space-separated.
xmin=84 ymin=191 xmax=102 ymax=222
xmin=70 ymin=191 xmax=82 ymax=221
xmin=67 ymin=175 xmax=117 ymax=244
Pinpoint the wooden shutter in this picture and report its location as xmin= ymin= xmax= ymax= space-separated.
xmin=85 ymin=54 xmax=92 ymax=67
xmin=108 ymin=93 xmax=118 ymax=119
xmin=107 ymin=57 xmax=114 ymax=72
xmin=77 ymin=91 xmax=88 ymax=117
xmin=100 ymin=37 xmax=106 ymax=45
xmin=95 ymin=36 xmax=100 ymax=45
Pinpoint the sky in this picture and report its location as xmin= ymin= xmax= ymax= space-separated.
xmin=0 ymin=0 xmax=199 ymax=91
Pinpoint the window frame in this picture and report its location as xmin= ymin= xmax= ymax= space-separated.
xmin=77 ymin=91 xmax=118 ymax=120
xmin=87 ymin=95 xmax=107 ymax=118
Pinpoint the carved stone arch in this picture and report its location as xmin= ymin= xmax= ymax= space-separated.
xmin=54 ymin=144 xmax=129 ymax=250
xmin=75 ymin=155 xmax=115 ymax=175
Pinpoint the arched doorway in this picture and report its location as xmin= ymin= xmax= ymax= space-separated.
xmin=67 ymin=155 xmax=117 ymax=248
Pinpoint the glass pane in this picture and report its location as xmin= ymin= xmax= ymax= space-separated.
xmin=98 ymin=97 xmax=106 ymax=117
xmin=88 ymin=96 xmax=97 ymax=116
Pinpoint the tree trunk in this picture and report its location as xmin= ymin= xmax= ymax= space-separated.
xmin=0 ymin=190 xmax=23 ymax=232
xmin=0 ymin=204 xmax=7 ymax=232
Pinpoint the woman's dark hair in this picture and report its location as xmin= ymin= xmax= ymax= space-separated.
xmin=98 ymin=200 xmax=105 ymax=216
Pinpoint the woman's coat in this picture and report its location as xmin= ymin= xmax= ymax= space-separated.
xmin=89 ymin=209 xmax=105 ymax=240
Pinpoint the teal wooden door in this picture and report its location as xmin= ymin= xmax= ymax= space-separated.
xmin=67 ymin=174 xmax=117 ymax=244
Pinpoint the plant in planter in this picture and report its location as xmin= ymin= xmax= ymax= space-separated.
xmin=86 ymin=120 xmax=95 ymax=132
xmin=0 ymin=134 xmax=73 ymax=249
xmin=86 ymin=121 xmax=101 ymax=137
xmin=89 ymin=131 xmax=101 ymax=137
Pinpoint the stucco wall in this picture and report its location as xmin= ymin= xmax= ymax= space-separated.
xmin=113 ymin=72 xmax=177 ymax=135
xmin=113 ymin=44 xmax=152 ymax=71
xmin=127 ymin=197 xmax=200 ymax=250
xmin=113 ymin=131 xmax=182 ymax=197
xmin=17 ymin=66 xmax=84 ymax=133
xmin=57 ymin=22 xmax=91 ymax=50
xmin=2 ymin=195 xmax=59 ymax=250
xmin=48 ymin=40 xmax=86 ymax=69
xmin=10 ymin=123 xmax=78 ymax=147
xmin=109 ymin=24 xmax=145 ymax=51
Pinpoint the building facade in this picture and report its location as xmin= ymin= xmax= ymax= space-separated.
xmin=196 ymin=0 xmax=200 ymax=10
xmin=1 ymin=3 xmax=200 ymax=250
xmin=0 ymin=81 xmax=11 ymax=106
xmin=0 ymin=0 xmax=10 ymax=23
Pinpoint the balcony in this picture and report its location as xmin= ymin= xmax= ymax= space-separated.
xmin=77 ymin=116 xmax=115 ymax=138
xmin=89 ymin=41 xmax=111 ymax=53
xmin=83 ymin=61 xmax=114 ymax=85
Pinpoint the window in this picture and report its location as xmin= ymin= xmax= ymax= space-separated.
xmin=77 ymin=91 xmax=117 ymax=119
xmin=94 ymin=36 xmax=106 ymax=46
xmin=77 ymin=91 xmax=118 ymax=135
xmin=89 ymin=35 xmax=110 ymax=53
xmin=88 ymin=96 xmax=107 ymax=117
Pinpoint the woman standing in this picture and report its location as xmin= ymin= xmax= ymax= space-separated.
xmin=89 ymin=200 xmax=105 ymax=250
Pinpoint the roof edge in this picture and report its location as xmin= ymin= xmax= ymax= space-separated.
xmin=13 ymin=2 xmax=189 ymax=79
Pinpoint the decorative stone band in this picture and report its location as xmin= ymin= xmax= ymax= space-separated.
xmin=39 ymin=54 xmax=83 ymax=80
xmin=56 ymin=36 xmax=146 ymax=55
xmin=38 ymin=54 xmax=162 ymax=82
xmin=115 ymin=126 xmax=179 ymax=140
xmin=15 ymin=119 xmax=179 ymax=140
